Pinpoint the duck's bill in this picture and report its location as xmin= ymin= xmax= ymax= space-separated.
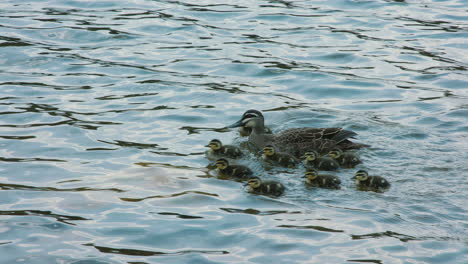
xmin=226 ymin=119 xmax=243 ymax=128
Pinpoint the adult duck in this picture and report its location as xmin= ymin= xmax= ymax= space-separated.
xmin=227 ymin=109 xmax=367 ymax=158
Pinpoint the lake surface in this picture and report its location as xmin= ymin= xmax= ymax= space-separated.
xmin=1 ymin=0 xmax=467 ymax=263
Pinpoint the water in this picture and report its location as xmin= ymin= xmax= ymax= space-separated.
xmin=1 ymin=0 xmax=467 ymax=263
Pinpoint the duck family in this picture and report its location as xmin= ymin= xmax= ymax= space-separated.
xmin=205 ymin=109 xmax=390 ymax=196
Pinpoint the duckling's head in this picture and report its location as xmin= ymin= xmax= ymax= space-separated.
xmin=262 ymin=145 xmax=276 ymax=156
xmin=227 ymin=109 xmax=264 ymax=128
xmin=302 ymin=150 xmax=318 ymax=161
xmin=305 ymin=170 xmax=319 ymax=180
xmin=215 ymin=158 xmax=229 ymax=170
xmin=355 ymin=170 xmax=369 ymax=181
xmin=206 ymin=139 xmax=222 ymax=150
xmin=247 ymin=177 xmax=262 ymax=188
xmin=328 ymin=148 xmax=343 ymax=159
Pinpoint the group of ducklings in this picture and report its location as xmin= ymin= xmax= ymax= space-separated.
xmin=206 ymin=138 xmax=390 ymax=197
xmin=205 ymin=110 xmax=391 ymax=197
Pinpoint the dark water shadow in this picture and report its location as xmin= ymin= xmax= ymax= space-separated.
xmin=84 ymin=243 xmax=229 ymax=256
xmin=220 ymin=207 xmax=301 ymax=216
xmin=120 ymin=190 xmax=218 ymax=202
xmin=0 ymin=210 xmax=89 ymax=225
xmin=98 ymin=139 xmax=167 ymax=150
xmin=0 ymin=135 xmax=35 ymax=140
xmin=0 ymin=183 xmax=125 ymax=193
xmin=0 ymin=157 xmax=67 ymax=162
xmin=351 ymin=230 xmax=418 ymax=242
xmin=155 ymin=211 xmax=203 ymax=219
xmin=278 ymin=224 xmax=344 ymax=233
xmin=179 ymin=126 xmax=230 ymax=135
xmin=347 ymin=259 xmax=383 ymax=264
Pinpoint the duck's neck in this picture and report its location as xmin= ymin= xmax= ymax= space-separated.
xmin=252 ymin=123 xmax=265 ymax=134
xmin=248 ymin=120 xmax=273 ymax=150
xmin=250 ymin=129 xmax=267 ymax=149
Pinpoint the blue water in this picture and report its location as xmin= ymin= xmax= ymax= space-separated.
xmin=1 ymin=0 xmax=467 ymax=263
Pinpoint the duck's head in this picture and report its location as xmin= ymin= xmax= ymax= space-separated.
xmin=227 ymin=109 xmax=264 ymax=129
xmin=328 ymin=148 xmax=343 ymax=159
xmin=215 ymin=158 xmax=229 ymax=170
xmin=354 ymin=170 xmax=368 ymax=181
xmin=260 ymin=145 xmax=276 ymax=156
xmin=206 ymin=139 xmax=222 ymax=150
xmin=246 ymin=177 xmax=262 ymax=188
xmin=302 ymin=150 xmax=318 ymax=161
xmin=304 ymin=170 xmax=318 ymax=180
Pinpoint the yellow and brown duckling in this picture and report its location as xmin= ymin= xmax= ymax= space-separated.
xmin=205 ymin=139 xmax=243 ymax=160
xmin=260 ymin=145 xmax=299 ymax=168
xmin=354 ymin=170 xmax=390 ymax=191
xmin=245 ymin=177 xmax=285 ymax=196
xmin=301 ymin=150 xmax=340 ymax=171
xmin=329 ymin=148 xmax=361 ymax=168
xmin=304 ymin=170 xmax=341 ymax=189
xmin=215 ymin=158 xmax=253 ymax=180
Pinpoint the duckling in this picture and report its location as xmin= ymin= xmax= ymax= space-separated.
xmin=205 ymin=139 xmax=243 ymax=160
xmin=260 ymin=145 xmax=299 ymax=168
xmin=354 ymin=170 xmax=390 ymax=190
xmin=301 ymin=150 xmax=340 ymax=171
xmin=245 ymin=177 xmax=285 ymax=196
xmin=328 ymin=148 xmax=361 ymax=168
xmin=215 ymin=158 xmax=253 ymax=180
xmin=304 ymin=169 xmax=341 ymax=189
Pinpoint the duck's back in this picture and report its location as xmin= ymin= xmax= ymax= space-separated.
xmin=273 ymin=128 xmax=365 ymax=157
xmin=274 ymin=127 xmax=347 ymax=143
xmin=280 ymin=140 xmax=338 ymax=157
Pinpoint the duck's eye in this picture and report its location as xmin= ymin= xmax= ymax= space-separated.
xmin=244 ymin=114 xmax=257 ymax=119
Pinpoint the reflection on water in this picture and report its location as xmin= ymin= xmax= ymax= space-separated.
xmin=0 ymin=0 xmax=467 ymax=263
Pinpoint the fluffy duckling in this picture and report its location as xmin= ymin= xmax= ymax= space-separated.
xmin=205 ymin=139 xmax=243 ymax=160
xmin=260 ymin=145 xmax=299 ymax=168
xmin=215 ymin=158 xmax=253 ymax=180
xmin=329 ymin=148 xmax=361 ymax=168
xmin=245 ymin=177 xmax=285 ymax=196
xmin=304 ymin=170 xmax=341 ymax=189
xmin=354 ymin=170 xmax=390 ymax=190
xmin=301 ymin=150 xmax=339 ymax=171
